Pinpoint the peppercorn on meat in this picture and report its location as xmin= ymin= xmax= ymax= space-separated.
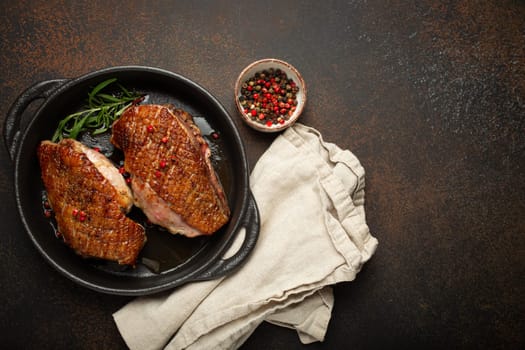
xmin=111 ymin=104 xmax=230 ymax=237
xmin=38 ymin=139 xmax=146 ymax=265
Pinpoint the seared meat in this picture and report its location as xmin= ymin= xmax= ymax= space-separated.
xmin=38 ymin=139 xmax=146 ymax=265
xmin=111 ymin=104 xmax=230 ymax=237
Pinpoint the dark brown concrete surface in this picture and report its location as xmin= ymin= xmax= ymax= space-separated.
xmin=1 ymin=1 xmax=523 ymax=349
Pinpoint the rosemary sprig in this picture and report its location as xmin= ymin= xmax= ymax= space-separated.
xmin=51 ymin=78 xmax=142 ymax=142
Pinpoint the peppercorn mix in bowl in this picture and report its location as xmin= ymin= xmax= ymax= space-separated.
xmin=235 ymin=58 xmax=306 ymax=132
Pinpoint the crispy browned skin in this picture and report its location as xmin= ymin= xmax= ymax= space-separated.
xmin=38 ymin=139 xmax=146 ymax=265
xmin=111 ymin=104 xmax=230 ymax=236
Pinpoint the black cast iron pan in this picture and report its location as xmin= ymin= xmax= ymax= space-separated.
xmin=3 ymin=66 xmax=259 ymax=296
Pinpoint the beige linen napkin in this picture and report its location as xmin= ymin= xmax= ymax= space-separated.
xmin=113 ymin=123 xmax=378 ymax=349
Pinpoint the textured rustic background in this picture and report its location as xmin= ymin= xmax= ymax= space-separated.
xmin=1 ymin=0 xmax=524 ymax=348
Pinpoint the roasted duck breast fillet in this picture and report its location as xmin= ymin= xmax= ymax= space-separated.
xmin=111 ymin=104 xmax=230 ymax=237
xmin=38 ymin=139 xmax=146 ymax=265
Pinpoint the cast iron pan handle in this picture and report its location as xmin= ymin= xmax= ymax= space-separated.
xmin=193 ymin=192 xmax=260 ymax=281
xmin=3 ymin=79 xmax=66 ymax=161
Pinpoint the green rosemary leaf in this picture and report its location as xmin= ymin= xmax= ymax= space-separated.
xmin=97 ymin=93 xmax=122 ymax=103
xmin=92 ymin=126 xmax=109 ymax=135
xmin=51 ymin=128 xmax=63 ymax=144
xmin=115 ymin=102 xmax=133 ymax=117
xmin=118 ymin=83 xmax=132 ymax=97
xmin=68 ymin=114 xmax=89 ymax=140
xmin=52 ymin=79 xmax=141 ymax=142
xmin=88 ymin=78 xmax=117 ymax=105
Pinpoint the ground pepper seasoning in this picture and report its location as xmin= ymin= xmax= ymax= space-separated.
xmin=238 ymin=68 xmax=299 ymax=127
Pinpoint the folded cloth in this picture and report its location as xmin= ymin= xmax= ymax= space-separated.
xmin=113 ymin=123 xmax=378 ymax=349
